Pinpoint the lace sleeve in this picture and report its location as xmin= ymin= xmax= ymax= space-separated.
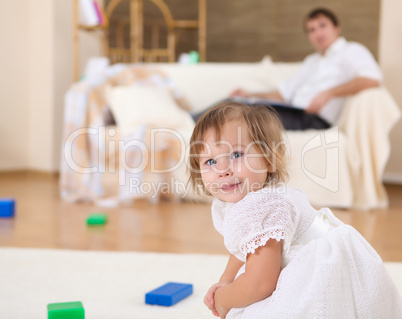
xmin=235 ymin=192 xmax=299 ymax=257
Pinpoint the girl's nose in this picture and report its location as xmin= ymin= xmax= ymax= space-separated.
xmin=218 ymin=169 xmax=233 ymax=178
xmin=216 ymin=158 xmax=233 ymax=177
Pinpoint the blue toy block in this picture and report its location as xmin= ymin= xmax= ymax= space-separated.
xmin=0 ymin=199 xmax=15 ymax=217
xmin=145 ymin=282 xmax=193 ymax=306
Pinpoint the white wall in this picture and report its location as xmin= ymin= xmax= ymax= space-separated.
xmin=0 ymin=0 xmax=30 ymax=170
xmin=28 ymin=0 xmax=55 ymax=171
xmin=379 ymin=0 xmax=402 ymax=182
xmin=0 ymin=0 xmax=101 ymax=172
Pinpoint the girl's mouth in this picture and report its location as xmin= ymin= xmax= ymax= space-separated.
xmin=220 ymin=182 xmax=242 ymax=192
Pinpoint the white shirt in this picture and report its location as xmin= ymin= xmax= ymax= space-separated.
xmin=278 ymin=37 xmax=383 ymax=124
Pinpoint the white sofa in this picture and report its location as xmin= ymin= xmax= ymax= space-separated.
xmin=60 ymin=58 xmax=401 ymax=210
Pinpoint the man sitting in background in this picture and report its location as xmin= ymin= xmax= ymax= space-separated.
xmin=195 ymin=8 xmax=383 ymax=130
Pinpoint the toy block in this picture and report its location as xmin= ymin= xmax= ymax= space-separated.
xmin=145 ymin=282 xmax=193 ymax=306
xmin=86 ymin=213 xmax=107 ymax=225
xmin=47 ymin=301 xmax=85 ymax=319
xmin=0 ymin=199 xmax=15 ymax=217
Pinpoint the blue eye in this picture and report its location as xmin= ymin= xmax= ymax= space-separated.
xmin=232 ymin=152 xmax=243 ymax=159
xmin=206 ymin=158 xmax=217 ymax=166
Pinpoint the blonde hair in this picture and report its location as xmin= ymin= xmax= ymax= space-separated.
xmin=188 ymin=101 xmax=288 ymax=196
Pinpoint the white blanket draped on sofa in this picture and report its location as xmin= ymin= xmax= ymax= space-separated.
xmin=60 ymin=59 xmax=401 ymax=210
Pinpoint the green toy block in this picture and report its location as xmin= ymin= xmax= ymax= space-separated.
xmin=86 ymin=213 xmax=108 ymax=225
xmin=47 ymin=301 xmax=85 ymax=319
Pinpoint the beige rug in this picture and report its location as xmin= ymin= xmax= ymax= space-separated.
xmin=0 ymin=248 xmax=401 ymax=318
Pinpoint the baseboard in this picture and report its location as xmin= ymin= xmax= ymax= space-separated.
xmin=383 ymin=173 xmax=402 ymax=185
xmin=0 ymin=170 xmax=59 ymax=178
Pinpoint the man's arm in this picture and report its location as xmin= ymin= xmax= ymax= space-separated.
xmin=230 ymin=89 xmax=285 ymax=102
xmin=306 ymin=77 xmax=380 ymax=114
xmin=214 ymin=239 xmax=282 ymax=318
xmin=329 ymin=77 xmax=380 ymax=97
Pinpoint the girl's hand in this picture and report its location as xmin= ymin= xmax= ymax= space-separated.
xmin=204 ymin=282 xmax=231 ymax=317
xmin=204 ymin=283 xmax=222 ymax=317
xmin=214 ymin=288 xmax=230 ymax=319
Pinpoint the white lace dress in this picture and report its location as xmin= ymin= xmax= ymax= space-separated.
xmin=211 ymin=187 xmax=402 ymax=319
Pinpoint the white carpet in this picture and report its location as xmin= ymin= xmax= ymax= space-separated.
xmin=0 ymin=248 xmax=401 ymax=319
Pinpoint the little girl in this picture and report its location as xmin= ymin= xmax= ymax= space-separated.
xmin=188 ymin=101 xmax=402 ymax=318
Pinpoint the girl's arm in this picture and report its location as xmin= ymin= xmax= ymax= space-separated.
xmin=219 ymin=254 xmax=245 ymax=284
xmin=204 ymin=254 xmax=244 ymax=316
xmin=214 ymin=239 xmax=282 ymax=317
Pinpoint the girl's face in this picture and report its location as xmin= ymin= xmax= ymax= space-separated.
xmin=199 ymin=120 xmax=269 ymax=203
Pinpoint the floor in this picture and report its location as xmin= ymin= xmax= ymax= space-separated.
xmin=0 ymin=172 xmax=402 ymax=261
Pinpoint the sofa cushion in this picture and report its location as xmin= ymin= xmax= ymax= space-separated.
xmin=106 ymin=86 xmax=195 ymax=135
xmin=159 ymin=57 xmax=276 ymax=113
xmin=267 ymin=62 xmax=302 ymax=86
